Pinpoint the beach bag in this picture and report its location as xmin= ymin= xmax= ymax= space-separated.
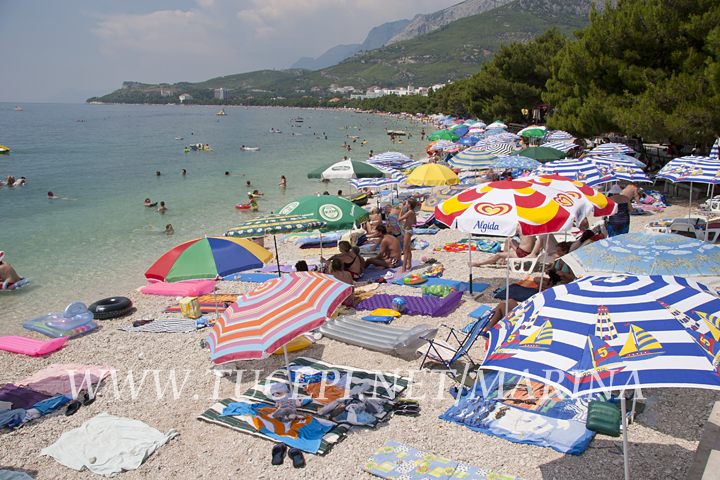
xmin=179 ymin=297 xmax=201 ymax=319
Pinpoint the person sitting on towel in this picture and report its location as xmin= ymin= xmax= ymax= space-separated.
xmin=472 ymin=227 xmax=541 ymax=267
xmin=322 ymin=241 xmax=364 ymax=279
xmin=330 ymin=258 xmax=355 ymax=306
xmin=365 ymin=225 xmax=402 ymax=269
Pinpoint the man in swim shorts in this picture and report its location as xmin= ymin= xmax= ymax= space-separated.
xmin=366 ymin=225 xmax=402 ymax=269
xmin=0 ymin=251 xmax=23 ymax=286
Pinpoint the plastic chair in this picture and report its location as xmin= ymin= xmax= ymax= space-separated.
xmin=507 ymin=255 xmax=541 ymax=274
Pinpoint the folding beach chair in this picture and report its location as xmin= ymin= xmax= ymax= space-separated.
xmin=418 ymin=311 xmax=490 ymax=371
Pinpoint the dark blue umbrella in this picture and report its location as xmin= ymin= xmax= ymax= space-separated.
xmin=458 ymin=136 xmax=479 ymax=146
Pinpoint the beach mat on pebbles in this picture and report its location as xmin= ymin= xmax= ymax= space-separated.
xmin=355 ymin=292 xmax=463 ymax=317
xmin=356 ymin=260 xmax=422 ymax=283
xmin=392 ymin=276 xmax=489 ymax=294
xmin=119 ymin=319 xmax=198 ymax=333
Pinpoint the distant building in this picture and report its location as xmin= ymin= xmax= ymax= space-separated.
xmin=213 ymin=88 xmax=228 ymax=101
xmin=160 ymin=89 xmax=173 ymax=97
xmin=178 ymin=93 xmax=193 ymax=103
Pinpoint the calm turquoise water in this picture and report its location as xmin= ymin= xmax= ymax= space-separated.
xmin=0 ymin=103 xmax=425 ymax=328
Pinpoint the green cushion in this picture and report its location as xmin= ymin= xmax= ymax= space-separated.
xmin=586 ymin=400 xmax=622 ymax=437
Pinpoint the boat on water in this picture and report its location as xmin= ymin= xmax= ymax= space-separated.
xmin=292 ymin=117 xmax=304 ymax=123
xmin=0 ymin=144 xmax=10 ymax=154
xmin=216 ymin=109 xmax=227 ymax=116
xmin=386 ymin=130 xmax=407 ymax=136
xmin=269 ymin=128 xmax=282 ymax=134
xmin=175 ymin=136 xmax=184 ymax=141
xmin=185 ymin=143 xmax=213 ymax=152
xmin=240 ymin=146 xmax=260 ymax=152
xmin=14 ymin=106 xmax=22 ymax=112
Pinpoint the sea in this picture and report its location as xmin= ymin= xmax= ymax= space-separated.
xmin=0 ymin=103 xmax=426 ymax=329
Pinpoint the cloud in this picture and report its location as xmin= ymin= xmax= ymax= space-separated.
xmin=196 ymin=0 xmax=215 ymax=7
xmin=92 ymin=9 xmax=228 ymax=57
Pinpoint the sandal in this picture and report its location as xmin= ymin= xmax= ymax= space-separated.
xmin=271 ymin=443 xmax=287 ymax=466
xmin=81 ymin=391 xmax=96 ymax=406
xmin=288 ymin=448 xmax=305 ymax=468
xmin=65 ymin=400 xmax=82 ymax=416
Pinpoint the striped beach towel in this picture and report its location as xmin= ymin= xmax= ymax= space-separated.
xmin=119 ymin=318 xmax=198 ymax=333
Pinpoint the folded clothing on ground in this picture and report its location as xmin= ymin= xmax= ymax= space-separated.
xmin=41 ymin=412 xmax=178 ymax=476
xmin=18 ymin=363 xmax=114 ymax=397
xmin=355 ymin=292 xmax=463 ymax=317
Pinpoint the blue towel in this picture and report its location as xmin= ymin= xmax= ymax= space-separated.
xmin=394 ymin=276 xmax=489 ymax=294
xmin=361 ymin=315 xmax=395 ymax=324
xmin=226 ymin=273 xmax=279 ymax=282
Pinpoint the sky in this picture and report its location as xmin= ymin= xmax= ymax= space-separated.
xmin=0 ymin=0 xmax=460 ymax=103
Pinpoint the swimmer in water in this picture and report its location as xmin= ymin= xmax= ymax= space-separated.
xmin=156 ymin=171 xmax=161 ymax=176
xmin=144 ymin=198 xmax=154 ymax=207
xmin=279 ymin=175 xmax=287 ymax=188
xmin=165 ymin=224 xmax=174 ymax=235
xmin=158 ymin=201 xmax=167 ymax=214
xmin=225 ymin=171 xmax=230 ymax=176
xmin=246 ymin=180 xmax=252 ymax=187
xmin=251 ymin=189 xmax=264 ymax=197
xmin=181 ymin=169 xmax=187 ymax=176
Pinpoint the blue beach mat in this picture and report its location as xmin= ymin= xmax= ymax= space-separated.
xmin=225 ymin=273 xmax=279 ymax=282
xmin=393 ymin=276 xmax=489 ymax=294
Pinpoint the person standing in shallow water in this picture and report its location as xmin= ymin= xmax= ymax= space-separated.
xmin=279 ymin=175 xmax=287 ymax=188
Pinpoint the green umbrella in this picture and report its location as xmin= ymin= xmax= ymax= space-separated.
xmin=428 ymin=130 xmax=460 ymax=142
xmin=307 ymin=159 xmax=385 ymax=180
xmin=516 ymin=146 xmax=566 ymax=162
xmin=519 ymin=127 xmax=546 ymax=138
xmin=278 ymin=195 xmax=368 ymax=231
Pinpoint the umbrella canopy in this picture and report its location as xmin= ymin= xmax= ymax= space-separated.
xmin=480 ymin=131 xmax=519 ymax=143
xmin=428 ymin=140 xmax=455 ymax=152
xmin=225 ymin=214 xmax=325 ymax=239
xmin=420 ymin=185 xmax=467 ymax=212
xmin=546 ymin=130 xmax=574 ymax=141
xmin=483 ymin=275 xmax=720 ymax=396
xmin=278 ymin=195 xmax=369 ymax=231
xmin=493 ymin=155 xmax=541 ymax=171
xmin=656 ymin=155 xmax=720 ymax=185
xmin=486 ymin=121 xmax=507 ymax=129
xmin=527 ymin=174 xmax=618 ymax=218
xmin=145 ymin=237 xmax=273 ymax=282
xmin=562 ymin=232 xmax=720 ymax=277
xmin=540 ymin=140 xmax=578 ymax=153
xmin=350 ymin=168 xmax=405 ymax=189
xmin=447 ymin=147 xmax=499 ymax=170
xmin=584 ymin=153 xmax=645 ymax=167
xmin=534 ymin=158 xmax=610 ymax=186
xmin=588 ymin=143 xmax=635 ymax=155
xmin=307 ymin=159 xmax=384 ymax=180
xmin=208 ymin=272 xmax=352 ymax=364
xmin=589 ymin=156 xmax=651 ymax=183
xmin=434 ymin=178 xmax=596 ymax=236
xmin=368 ymin=151 xmax=411 ymax=167
xmin=518 ymin=126 xmax=546 ymax=138
xmin=450 ymin=125 xmax=469 ymax=137
xmin=458 ymin=136 xmax=480 ymax=146
xmin=516 ymin=146 xmax=566 ymax=162
xmin=475 ymin=141 xmax=517 ymax=156
xmin=406 ymin=164 xmax=460 ymax=186
xmin=428 ymin=130 xmax=459 ymax=142
xmin=710 ymin=138 xmax=719 ymax=160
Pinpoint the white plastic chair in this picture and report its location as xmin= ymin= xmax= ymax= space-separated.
xmin=507 ymin=255 xmax=541 ymax=274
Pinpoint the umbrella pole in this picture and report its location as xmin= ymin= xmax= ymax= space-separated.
xmin=538 ymin=234 xmax=549 ymax=292
xmin=283 ymin=344 xmax=292 ymax=385
xmin=621 ymin=393 xmax=630 ymax=480
xmin=688 ymin=181 xmax=693 ymax=219
xmin=320 ymin=232 xmax=323 ymax=266
xmin=505 ymin=236 xmax=510 ymax=307
xmin=273 ymin=235 xmax=282 ymax=278
xmin=468 ymin=240 xmax=473 ymax=294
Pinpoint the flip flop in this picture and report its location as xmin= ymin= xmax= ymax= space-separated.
xmin=271 ymin=443 xmax=287 ymax=466
xmin=288 ymin=448 xmax=305 ymax=468
xmin=81 ymin=391 xmax=96 ymax=406
xmin=65 ymin=400 xmax=81 ymax=416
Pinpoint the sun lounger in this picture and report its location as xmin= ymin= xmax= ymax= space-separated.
xmin=319 ymin=317 xmax=437 ymax=358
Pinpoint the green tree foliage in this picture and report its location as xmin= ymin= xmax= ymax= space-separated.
xmin=465 ymin=29 xmax=568 ymax=122
xmin=544 ymin=0 xmax=720 ymax=144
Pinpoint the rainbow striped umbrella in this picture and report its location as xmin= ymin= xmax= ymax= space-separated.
xmin=208 ymin=272 xmax=352 ymax=363
xmin=145 ymin=237 xmax=273 ymax=282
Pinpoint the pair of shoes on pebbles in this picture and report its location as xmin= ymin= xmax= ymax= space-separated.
xmin=65 ymin=391 xmax=96 ymax=416
xmin=272 ymin=444 xmax=305 ymax=468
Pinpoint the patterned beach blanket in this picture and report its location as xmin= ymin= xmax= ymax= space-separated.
xmin=119 ymin=319 xmax=198 ymax=334
xmin=356 ymin=292 xmax=463 ymax=317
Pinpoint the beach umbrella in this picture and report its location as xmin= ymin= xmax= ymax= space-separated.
xmin=458 ymin=136 xmax=480 ymax=146
xmin=145 ymin=237 xmax=273 ymax=282
xmin=482 ymin=274 xmax=720 ymax=480
xmin=562 ymin=232 xmax=720 ymax=277
xmin=486 ymin=121 xmax=507 ymax=129
xmin=710 ymin=138 xmax=719 ymax=160
xmin=406 ymin=164 xmax=460 ymax=186
xmin=534 ymin=158 xmax=610 ymax=186
xmin=450 ymin=125 xmax=469 ymax=137
xmin=277 ymin=195 xmax=369 ymax=231
xmin=588 ymin=142 xmax=635 ymax=155
xmin=526 ymin=174 xmax=618 ymax=218
xmin=428 ymin=130 xmax=459 ymax=142
xmin=208 ymin=272 xmax=352 ymax=364
xmin=546 ymin=130 xmax=574 ymax=141
xmin=480 ymin=131 xmax=519 ymax=143
xmin=540 ymin=140 xmax=577 ymax=153
xmin=493 ymin=155 xmax=540 ymax=171
xmin=518 ymin=126 xmax=546 ymax=138
xmin=656 ymin=155 xmax=720 ymax=217
xmin=367 ymin=151 xmax=411 ymax=167
xmin=589 ymin=156 xmax=651 ymax=183
xmin=447 ymin=147 xmax=499 ymax=171
xmin=516 ymin=146 xmax=566 ymax=162
xmin=225 ymin=214 xmax=326 ymax=276
xmin=307 ymin=159 xmax=384 ymax=180
xmin=428 ymin=140 xmax=455 ymax=152
xmin=349 ymin=169 xmax=405 ymax=190
xmin=420 ymin=185 xmax=467 ymax=212
xmin=584 ymin=153 xmax=645 ymax=167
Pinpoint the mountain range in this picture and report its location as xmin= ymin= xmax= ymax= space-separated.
xmin=90 ymin=0 xmax=598 ymax=105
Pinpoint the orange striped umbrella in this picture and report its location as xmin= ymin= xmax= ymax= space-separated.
xmin=207 ymin=272 xmax=352 ymax=364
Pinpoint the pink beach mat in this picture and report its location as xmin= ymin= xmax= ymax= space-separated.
xmin=0 ymin=336 xmax=68 ymax=357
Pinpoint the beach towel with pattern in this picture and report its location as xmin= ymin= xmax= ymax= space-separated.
xmin=356 ymin=292 xmax=463 ymax=317
xmin=119 ymin=319 xmax=198 ymax=334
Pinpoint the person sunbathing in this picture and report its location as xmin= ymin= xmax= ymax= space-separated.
xmin=473 ymin=228 xmax=540 ymax=267
xmin=365 ymin=225 xmax=402 ymax=269
xmin=0 ymin=251 xmax=23 ymax=287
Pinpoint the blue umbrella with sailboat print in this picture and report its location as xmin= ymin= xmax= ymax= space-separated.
xmin=562 ymin=233 xmax=720 ymax=278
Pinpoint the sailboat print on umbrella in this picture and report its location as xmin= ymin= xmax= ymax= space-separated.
xmin=658 ymin=300 xmax=700 ymax=331
xmin=517 ymin=319 xmax=553 ymax=350
xmin=618 ymin=324 xmax=664 ymax=361
xmin=567 ymin=335 xmax=624 ymax=385
xmin=685 ymin=310 xmax=720 ymax=372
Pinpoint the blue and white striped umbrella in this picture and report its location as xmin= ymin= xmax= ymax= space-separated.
xmin=709 ymin=138 xmax=719 ymax=160
xmin=478 ymin=142 xmax=517 ymax=156
xmin=447 ymin=147 xmax=499 ymax=170
xmin=563 ymin=233 xmax=720 ymax=277
xmin=493 ymin=155 xmax=541 ymax=171
xmin=589 ymin=143 xmax=635 ymax=155
xmin=349 ymin=168 xmax=404 ymax=189
xmin=584 ymin=153 xmax=645 ymax=167
xmin=368 ymin=151 xmax=412 ymax=167
xmin=534 ymin=158 xmax=611 ymax=186
xmin=483 ymin=275 xmax=720 ymax=396
xmin=656 ymin=155 xmax=720 ymax=185
xmin=429 ymin=140 xmax=455 ymax=151
xmin=458 ymin=136 xmax=480 ymax=146
xmin=540 ymin=140 xmax=577 ymax=153
xmin=480 ymin=131 xmax=519 ymax=142
xmin=546 ymin=130 xmax=574 ymax=141
xmin=589 ymin=156 xmax=651 ymax=183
